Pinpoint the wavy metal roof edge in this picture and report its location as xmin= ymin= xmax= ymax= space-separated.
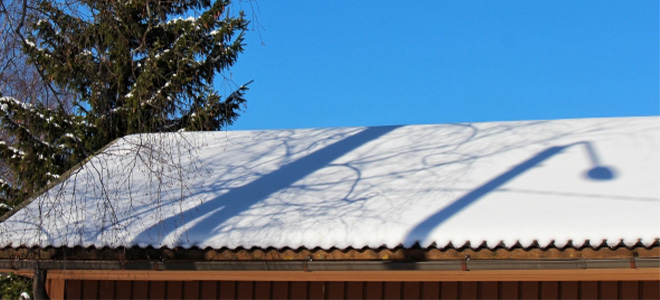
xmin=3 ymin=239 xmax=659 ymax=253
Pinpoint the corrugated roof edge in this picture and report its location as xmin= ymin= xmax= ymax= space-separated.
xmin=1 ymin=241 xmax=658 ymax=262
xmin=2 ymin=238 xmax=658 ymax=252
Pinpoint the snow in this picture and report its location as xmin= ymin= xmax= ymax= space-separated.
xmin=23 ymin=39 xmax=36 ymax=48
xmin=6 ymin=145 xmax=25 ymax=157
xmin=167 ymin=16 xmax=197 ymax=24
xmin=0 ymin=117 xmax=658 ymax=250
xmin=45 ymin=172 xmax=59 ymax=179
xmin=63 ymin=133 xmax=79 ymax=141
xmin=0 ymin=96 xmax=31 ymax=110
xmin=0 ymin=103 xmax=7 ymax=113
xmin=155 ymin=49 xmax=170 ymax=58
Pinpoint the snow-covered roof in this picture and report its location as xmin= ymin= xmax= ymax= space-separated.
xmin=1 ymin=117 xmax=658 ymax=250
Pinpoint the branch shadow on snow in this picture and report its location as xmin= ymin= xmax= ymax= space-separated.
xmin=132 ymin=125 xmax=401 ymax=246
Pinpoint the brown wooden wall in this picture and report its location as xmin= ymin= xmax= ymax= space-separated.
xmin=62 ymin=280 xmax=660 ymax=299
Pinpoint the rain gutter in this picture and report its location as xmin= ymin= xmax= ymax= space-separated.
xmin=1 ymin=257 xmax=658 ymax=272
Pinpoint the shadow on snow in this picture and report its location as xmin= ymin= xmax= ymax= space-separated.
xmin=132 ymin=125 xmax=401 ymax=245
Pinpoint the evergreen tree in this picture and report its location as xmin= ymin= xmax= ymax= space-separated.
xmin=0 ymin=0 xmax=250 ymax=214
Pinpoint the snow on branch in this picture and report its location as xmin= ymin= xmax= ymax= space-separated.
xmin=0 ymin=96 xmax=32 ymax=111
xmin=0 ymin=140 xmax=26 ymax=159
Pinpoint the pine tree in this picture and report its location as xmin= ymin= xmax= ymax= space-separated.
xmin=0 ymin=0 xmax=250 ymax=214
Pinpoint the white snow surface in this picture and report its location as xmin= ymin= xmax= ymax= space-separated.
xmin=0 ymin=117 xmax=658 ymax=250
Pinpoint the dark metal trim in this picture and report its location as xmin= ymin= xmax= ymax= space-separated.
xmin=1 ymin=258 xmax=658 ymax=272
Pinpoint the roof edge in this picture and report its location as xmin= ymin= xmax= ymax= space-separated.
xmin=1 ymin=243 xmax=658 ymax=262
xmin=0 ymin=136 xmax=124 ymax=223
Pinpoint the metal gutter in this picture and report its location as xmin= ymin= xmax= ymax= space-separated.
xmin=1 ymin=258 xmax=658 ymax=272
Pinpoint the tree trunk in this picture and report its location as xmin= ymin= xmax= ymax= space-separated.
xmin=33 ymin=267 xmax=50 ymax=300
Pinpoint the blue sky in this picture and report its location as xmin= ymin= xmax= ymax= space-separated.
xmin=222 ymin=1 xmax=659 ymax=130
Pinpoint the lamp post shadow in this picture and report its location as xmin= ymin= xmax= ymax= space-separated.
xmin=403 ymin=141 xmax=615 ymax=247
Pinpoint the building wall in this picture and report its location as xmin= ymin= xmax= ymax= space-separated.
xmin=61 ymin=279 xmax=660 ymax=299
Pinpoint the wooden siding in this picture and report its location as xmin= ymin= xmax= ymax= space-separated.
xmin=60 ymin=280 xmax=660 ymax=299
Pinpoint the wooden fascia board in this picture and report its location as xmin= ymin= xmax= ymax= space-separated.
xmin=46 ymin=268 xmax=660 ymax=282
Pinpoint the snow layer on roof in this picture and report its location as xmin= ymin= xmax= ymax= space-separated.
xmin=0 ymin=117 xmax=658 ymax=249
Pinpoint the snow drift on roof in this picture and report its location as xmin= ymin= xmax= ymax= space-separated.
xmin=0 ymin=117 xmax=658 ymax=250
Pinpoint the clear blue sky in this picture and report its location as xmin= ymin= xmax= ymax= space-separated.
xmin=221 ymin=1 xmax=659 ymax=130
